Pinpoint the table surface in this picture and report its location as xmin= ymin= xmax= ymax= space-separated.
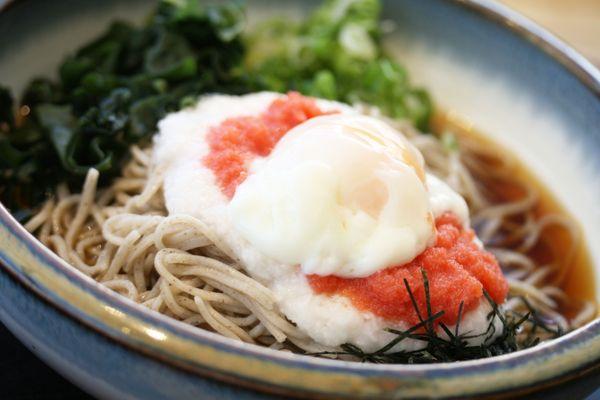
xmin=499 ymin=0 xmax=600 ymax=68
xmin=2 ymin=1 xmax=600 ymax=399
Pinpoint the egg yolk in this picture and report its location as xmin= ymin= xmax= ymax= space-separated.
xmin=308 ymin=213 xmax=508 ymax=326
xmin=204 ymin=92 xmax=329 ymax=197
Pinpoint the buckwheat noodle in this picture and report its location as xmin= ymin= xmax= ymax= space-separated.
xmin=25 ymin=111 xmax=597 ymax=354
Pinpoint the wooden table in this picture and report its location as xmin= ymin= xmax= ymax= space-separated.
xmin=499 ymin=0 xmax=600 ymax=67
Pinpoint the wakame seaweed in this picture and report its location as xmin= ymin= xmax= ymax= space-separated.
xmin=0 ymin=0 xmax=248 ymax=217
xmin=0 ymin=0 xmax=431 ymax=216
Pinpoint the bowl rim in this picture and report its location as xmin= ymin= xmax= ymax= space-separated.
xmin=0 ymin=0 xmax=599 ymax=398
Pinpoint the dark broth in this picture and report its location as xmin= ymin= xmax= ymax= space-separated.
xmin=431 ymin=111 xmax=598 ymax=321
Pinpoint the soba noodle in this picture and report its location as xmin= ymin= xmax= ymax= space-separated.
xmin=25 ymin=111 xmax=596 ymax=356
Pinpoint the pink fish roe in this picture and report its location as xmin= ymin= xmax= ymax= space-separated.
xmin=308 ymin=213 xmax=508 ymax=325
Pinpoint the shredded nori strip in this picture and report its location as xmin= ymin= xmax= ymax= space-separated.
xmin=307 ymin=269 xmax=563 ymax=364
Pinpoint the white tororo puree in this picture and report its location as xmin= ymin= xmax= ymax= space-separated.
xmin=153 ymin=92 xmax=499 ymax=351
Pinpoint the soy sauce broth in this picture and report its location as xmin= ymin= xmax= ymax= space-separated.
xmin=431 ymin=111 xmax=598 ymax=321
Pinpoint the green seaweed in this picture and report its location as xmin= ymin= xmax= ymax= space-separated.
xmin=0 ymin=0 xmax=247 ymax=215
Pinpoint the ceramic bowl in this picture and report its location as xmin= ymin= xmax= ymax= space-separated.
xmin=0 ymin=0 xmax=599 ymax=398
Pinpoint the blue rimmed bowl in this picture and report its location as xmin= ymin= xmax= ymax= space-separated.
xmin=0 ymin=0 xmax=599 ymax=398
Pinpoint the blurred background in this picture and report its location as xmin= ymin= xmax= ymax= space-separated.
xmin=499 ymin=0 xmax=600 ymax=67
